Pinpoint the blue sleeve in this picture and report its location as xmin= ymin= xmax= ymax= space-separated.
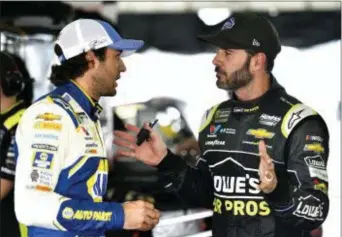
xmin=57 ymin=199 xmax=125 ymax=231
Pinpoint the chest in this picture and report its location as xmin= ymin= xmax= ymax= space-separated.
xmin=199 ymin=109 xmax=286 ymax=172
xmin=75 ymin=113 xmax=106 ymax=157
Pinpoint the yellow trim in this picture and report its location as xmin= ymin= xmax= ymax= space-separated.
xmin=68 ymin=156 xmax=89 ymax=178
xmin=46 ymin=96 xmax=54 ymax=103
xmin=1 ymin=100 xmax=24 ymax=115
xmin=198 ymin=104 xmax=220 ymax=133
xmin=19 ymin=223 xmax=27 ymax=237
xmin=53 ymin=220 xmax=67 ymax=231
xmin=281 ymin=104 xmax=301 ymax=138
xmin=281 ymin=103 xmax=317 ymax=138
xmin=70 ymin=80 xmax=96 ymax=106
xmin=4 ymin=108 xmax=26 ymax=130
xmin=87 ymin=159 xmax=108 ymax=202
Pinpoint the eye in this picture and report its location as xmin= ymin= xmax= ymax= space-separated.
xmin=225 ymin=50 xmax=232 ymax=56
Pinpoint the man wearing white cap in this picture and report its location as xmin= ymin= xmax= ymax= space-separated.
xmin=14 ymin=19 xmax=160 ymax=237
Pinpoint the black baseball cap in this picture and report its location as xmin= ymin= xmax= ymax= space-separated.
xmin=198 ymin=13 xmax=281 ymax=60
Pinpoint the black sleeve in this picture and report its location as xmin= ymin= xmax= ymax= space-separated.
xmin=0 ymin=130 xmax=16 ymax=181
xmin=264 ymin=117 xmax=329 ymax=230
xmin=157 ymin=149 xmax=213 ymax=208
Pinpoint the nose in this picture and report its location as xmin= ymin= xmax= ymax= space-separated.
xmin=119 ymin=58 xmax=126 ymax=73
xmin=212 ymin=52 xmax=221 ymax=67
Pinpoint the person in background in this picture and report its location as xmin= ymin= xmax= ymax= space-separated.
xmin=0 ymin=51 xmax=34 ymax=237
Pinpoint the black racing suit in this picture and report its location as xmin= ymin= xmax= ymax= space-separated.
xmin=0 ymin=100 xmax=27 ymax=237
xmin=157 ymin=77 xmax=329 ymax=237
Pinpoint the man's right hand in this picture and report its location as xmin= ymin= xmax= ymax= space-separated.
xmin=113 ymin=123 xmax=167 ymax=166
xmin=122 ymin=200 xmax=161 ymax=231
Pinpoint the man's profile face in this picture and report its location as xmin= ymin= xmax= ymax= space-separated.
xmin=212 ymin=48 xmax=253 ymax=91
xmin=93 ymin=48 xmax=126 ymax=97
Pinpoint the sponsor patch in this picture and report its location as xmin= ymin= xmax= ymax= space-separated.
xmin=86 ymin=143 xmax=98 ymax=148
xmin=242 ymin=140 xmax=272 ymax=149
xmin=304 ymin=155 xmax=325 ymax=169
xmin=36 ymin=113 xmax=61 ymax=121
xmin=306 ymin=135 xmax=323 ymax=142
xmin=30 ymin=169 xmax=53 ymax=190
xmin=304 ymin=143 xmax=325 ymax=153
xmin=32 ymin=143 xmax=58 ymax=151
xmin=233 ymin=106 xmax=259 ymax=113
xmin=34 ymin=122 xmax=62 ymax=131
xmin=313 ymin=179 xmax=328 ymax=194
xmin=259 ymin=114 xmax=281 ymax=126
xmin=32 ymin=152 xmax=54 ymax=169
xmin=293 ymin=195 xmax=324 ymax=221
xmin=205 ymin=140 xmax=225 ymax=146
xmin=62 ymin=207 xmax=74 ymax=220
xmin=34 ymin=133 xmax=59 ymax=140
xmin=307 ymin=164 xmax=328 ymax=182
xmin=246 ymin=128 xmax=275 ymax=139
xmin=214 ymin=109 xmax=231 ymax=122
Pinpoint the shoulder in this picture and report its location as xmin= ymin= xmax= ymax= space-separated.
xmin=24 ymin=94 xmax=80 ymax=128
xmin=198 ymin=101 xmax=225 ymax=133
xmin=278 ymin=93 xmax=325 ymax=138
xmin=20 ymin=98 xmax=72 ymax=129
xmin=3 ymin=108 xmax=27 ymax=132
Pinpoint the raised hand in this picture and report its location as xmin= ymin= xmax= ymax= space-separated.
xmin=113 ymin=123 xmax=167 ymax=166
xmin=258 ymin=140 xmax=277 ymax=194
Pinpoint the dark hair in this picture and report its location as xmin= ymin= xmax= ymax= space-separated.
xmin=49 ymin=45 xmax=107 ymax=86
xmin=245 ymin=49 xmax=274 ymax=72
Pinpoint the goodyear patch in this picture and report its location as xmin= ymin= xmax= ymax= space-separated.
xmin=32 ymin=151 xmax=54 ymax=169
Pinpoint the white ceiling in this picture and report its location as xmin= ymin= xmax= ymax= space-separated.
xmin=63 ymin=1 xmax=341 ymax=22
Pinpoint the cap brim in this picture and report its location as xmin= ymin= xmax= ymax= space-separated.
xmin=197 ymin=33 xmax=244 ymax=50
xmin=108 ymin=39 xmax=145 ymax=57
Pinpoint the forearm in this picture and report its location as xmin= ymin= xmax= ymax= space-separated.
xmin=264 ymin=185 xmax=329 ymax=230
xmin=15 ymin=188 xmax=124 ymax=232
xmin=157 ymin=149 xmax=213 ymax=207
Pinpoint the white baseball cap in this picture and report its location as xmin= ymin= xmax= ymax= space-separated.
xmin=55 ymin=19 xmax=144 ymax=63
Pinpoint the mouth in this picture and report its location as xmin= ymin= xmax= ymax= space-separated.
xmin=216 ymin=73 xmax=225 ymax=80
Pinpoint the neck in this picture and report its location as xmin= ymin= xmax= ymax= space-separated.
xmin=1 ymin=96 xmax=18 ymax=114
xmin=234 ymin=73 xmax=271 ymax=102
xmin=74 ymin=76 xmax=100 ymax=101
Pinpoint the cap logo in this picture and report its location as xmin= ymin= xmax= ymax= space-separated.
xmin=88 ymin=38 xmax=108 ymax=49
xmin=221 ymin=17 xmax=235 ymax=30
xmin=252 ymin=39 xmax=260 ymax=47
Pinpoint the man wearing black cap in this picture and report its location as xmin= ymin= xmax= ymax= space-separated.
xmin=0 ymin=51 xmax=33 ymax=237
xmin=113 ymin=13 xmax=330 ymax=237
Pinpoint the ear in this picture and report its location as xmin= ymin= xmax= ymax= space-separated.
xmin=249 ymin=53 xmax=267 ymax=73
xmin=85 ymin=51 xmax=100 ymax=70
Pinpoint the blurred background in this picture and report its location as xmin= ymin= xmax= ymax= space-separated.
xmin=1 ymin=1 xmax=340 ymax=237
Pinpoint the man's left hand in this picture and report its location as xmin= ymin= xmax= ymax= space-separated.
xmin=258 ymin=140 xmax=277 ymax=194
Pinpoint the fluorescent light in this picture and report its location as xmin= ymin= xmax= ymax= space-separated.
xmin=197 ymin=8 xmax=231 ymax=26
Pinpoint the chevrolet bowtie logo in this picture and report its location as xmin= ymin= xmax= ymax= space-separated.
xmin=36 ymin=113 xmax=61 ymax=121
xmin=246 ymin=129 xmax=275 ymax=139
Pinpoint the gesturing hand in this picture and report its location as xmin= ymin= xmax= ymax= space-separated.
xmin=258 ymin=140 xmax=277 ymax=194
xmin=113 ymin=123 xmax=168 ymax=166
